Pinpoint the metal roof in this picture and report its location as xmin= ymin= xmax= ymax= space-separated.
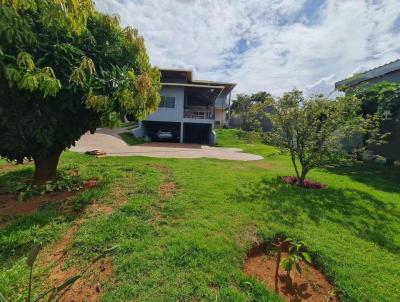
xmin=335 ymin=59 xmax=400 ymax=88
xmin=159 ymin=68 xmax=236 ymax=93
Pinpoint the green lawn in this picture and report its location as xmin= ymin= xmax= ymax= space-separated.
xmin=119 ymin=131 xmax=148 ymax=145
xmin=1 ymin=129 xmax=399 ymax=301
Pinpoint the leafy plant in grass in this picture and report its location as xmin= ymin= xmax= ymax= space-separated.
xmin=272 ymin=237 xmax=311 ymax=292
xmin=23 ymin=244 xmax=118 ymax=302
xmin=280 ymin=238 xmax=311 ymax=283
xmin=266 ymin=90 xmax=376 ymax=186
xmin=9 ymin=172 xmax=84 ymax=201
xmin=0 ymin=0 xmax=161 ymax=185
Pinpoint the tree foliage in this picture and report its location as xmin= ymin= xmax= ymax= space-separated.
xmin=354 ymin=81 xmax=400 ymax=124
xmin=266 ymin=90 xmax=363 ymax=185
xmin=231 ymin=91 xmax=273 ymax=131
xmin=0 ymin=0 xmax=161 ymax=183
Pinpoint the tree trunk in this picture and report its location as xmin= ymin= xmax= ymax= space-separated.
xmin=33 ymin=151 xmax=62 ymax=185
xmin=274 ymin=243 xmax=282 ymax=293
xmin=290 ymin=152 xmax=300 ymax=179
xmin=298 ymin=168 xmax=308 ymax=186
xmin=286 ymin=270 xmax=292 ymax=287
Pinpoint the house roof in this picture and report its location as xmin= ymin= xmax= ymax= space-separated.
xmin=159 ymin=68 xmax=236 ymax=94
xmin=335 ymin=59 xmax=400 ymax=89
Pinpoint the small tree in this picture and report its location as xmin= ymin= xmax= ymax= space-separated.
xmin=267 ymin=90 xmax=363 ymax=186
xmin=280 ymin=238 xmax=311 ymax=283
xmin=0 ymin=1 xmax=161 ymax=184
xmin=231 ymin=92 xmax=273 ymax=131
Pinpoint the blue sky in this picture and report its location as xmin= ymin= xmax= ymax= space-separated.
xmin=96 ymin=0 xmax=400 ymax=97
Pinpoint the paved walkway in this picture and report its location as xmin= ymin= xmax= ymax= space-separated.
xmin=70 ymin=128 xmax=263 ymax=161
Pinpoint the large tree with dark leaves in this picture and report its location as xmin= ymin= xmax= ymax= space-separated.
xmin=0 ymin=0 xmax=161 ymax=184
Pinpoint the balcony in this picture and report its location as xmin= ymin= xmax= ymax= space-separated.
xmin=184 ymin=106 xmax=214 ymax=120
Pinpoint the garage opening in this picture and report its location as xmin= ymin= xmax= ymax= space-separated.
xmin=142 ymin=121 xmax=181 ymax=142
xmin=183 ymin=123 xmax=211 ymax=144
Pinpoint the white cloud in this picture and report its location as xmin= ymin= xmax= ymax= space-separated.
xmin=95 ymin=0 xmax=400 ymax=97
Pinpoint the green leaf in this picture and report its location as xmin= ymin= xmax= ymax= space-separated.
xmin=281 ymin=258 xmax=292 ymax=272
xmin=301 ymin=252 xmax=312 ymax=264
xmin=55 ymin=275 xmax=81 ymax=293
xmin=16 ymin=52 xmax=35 ymax=70
xmin=91 ymin=245 xmax=120 ymax=264
xmin=0 ymin=291 xmax=6 ymax=302
xmin=27 ymin=245 xmax=41 ymax=267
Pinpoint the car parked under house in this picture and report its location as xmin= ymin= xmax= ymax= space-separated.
xmin=132 ymin=68 xmax=236 ymax=145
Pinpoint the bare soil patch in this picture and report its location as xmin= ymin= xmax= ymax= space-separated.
xmin=159 ymin=181 xmax=177 ymax=197
xmin=243 ymin=242 xmax=337 ymax=302
xmin=150 ymin=163 xmax=171 ymax=175
xmin=0 ymin=191 xmax=77 ymax=215
xmin=150 ymin=163 xmax=177 ymax=198
xmin=47 ymin=257 xmax=113 ymax=302
xmin=0 ymin=180 xmax=97 ymax=216
xmin=281 ymin=176 xmax=326 ymax=189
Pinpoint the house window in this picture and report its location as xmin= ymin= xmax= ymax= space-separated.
xmin=159 ymin=96 xmax=175 ymax=108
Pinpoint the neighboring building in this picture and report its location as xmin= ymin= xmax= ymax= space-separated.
xmin=132 ymin=68 xmax=235 ymax=145
xmin=335 ymin=59 xmax=400 ymax=162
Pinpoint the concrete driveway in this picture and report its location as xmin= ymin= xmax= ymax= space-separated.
xmin=70 ymin=128 xmax=263 ymax=161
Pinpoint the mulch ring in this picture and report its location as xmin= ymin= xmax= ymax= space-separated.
xmin=0 ymin=179 xmax=97 ymax=216
xmin=243 ymin=241 xmax=338 ymax=302
xmin=281 ymin=176 xmax=326 ymax=189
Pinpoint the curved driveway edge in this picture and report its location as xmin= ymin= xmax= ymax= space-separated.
xmin=70 ymin=129 xmax=263 ymax=161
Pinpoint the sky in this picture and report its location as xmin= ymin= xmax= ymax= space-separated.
xmin=95 ymin=0 xmax=400 ymax=97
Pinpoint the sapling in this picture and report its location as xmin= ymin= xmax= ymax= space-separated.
xmin=272 ymin=239 xmax=286 ymax=293
xmin=272 ymin=237 xmax=311 ymax=292
xmin=281 ymin=238 xmax=312 ymax=285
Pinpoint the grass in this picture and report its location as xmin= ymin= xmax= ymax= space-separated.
xmin=119 ymin=131 xmax=147 ymax=145
xmin=1 ymin=129 xmax=399 ymax=301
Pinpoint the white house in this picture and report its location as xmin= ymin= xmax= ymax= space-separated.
xmin=132 ymin=68 xmax=236 ymax=145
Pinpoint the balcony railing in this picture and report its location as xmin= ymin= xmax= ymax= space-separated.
xmin=184 ymin=106 xmax=214 ymax=119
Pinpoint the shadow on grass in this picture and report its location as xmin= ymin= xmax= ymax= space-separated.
xmin=0 ymin=167 xmax=33 ymax=194
xmin=234 ymin=177 xmax=400 ymax=254
xmin=325 ymin=162 xmax=400 ymax=194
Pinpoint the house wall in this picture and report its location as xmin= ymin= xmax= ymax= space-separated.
xmin=214 ymin=108 xmax=226 ymax=127
xmin=146 ymin=86 xmax=184 ymax=122
xmin=215 ymin=90 xmax=228 ymax=109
